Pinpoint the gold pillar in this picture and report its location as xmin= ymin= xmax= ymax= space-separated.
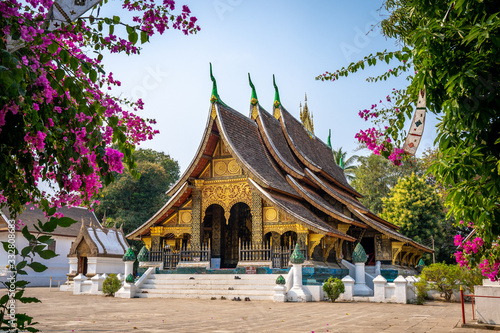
xmin=251 ymin=192 xmax=263 ymax=245
xmin=191 ymin=181 xmax=203 ymax=250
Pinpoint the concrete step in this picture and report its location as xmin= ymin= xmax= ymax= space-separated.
xmin=144 ymin=278 xmax=276 ymax=285
xmin=136 ymin=292 xmax=273 ymax=301
xmin=137 ymin=273 xmax=279 ymax=300
xmin=138 ymin=288 xmax=274 ymax=296
xmin=141 ymin=282 xmax=275 ymax=290
xmin=149 ymin=274 xmax=281 ymax=280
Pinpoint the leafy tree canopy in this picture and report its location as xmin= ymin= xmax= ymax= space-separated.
xmin=318 ymin=0 xmax=500 ymax=280
xmin=351 ymin=153 xmax=422 ymax=214
xmin=94 ymin=149 xmax=179 ymax=235
xmin=381 ymin=174 xmax=444 ymax=252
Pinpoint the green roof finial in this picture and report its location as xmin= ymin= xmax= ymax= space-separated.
xmin=327 ymin=129 xmax=332 ymax=149
xmin=210 ymin=63 xmax=219 ymax=103
xmin=417 ymin=258 xmax=425 ymax=267
xmin=352 ymin=243 xmax=368 ymax=263
xmin=273 ymin=74 xmax=281 ymax=108
xmin=290 ymin=243 xmax=305 ymax=264
xmin=339 ymin=155 xmax=344 ymax=170
xmin=122 ymin=247 xmax=136 ymax=262
xmin=248 ymin=73 xmax=258 ymax=106
xmin=137 ymin=245 xmax=149 ymax=262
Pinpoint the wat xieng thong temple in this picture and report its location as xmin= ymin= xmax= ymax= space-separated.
xmin=127 ymin=69 xmax=432 ymax=274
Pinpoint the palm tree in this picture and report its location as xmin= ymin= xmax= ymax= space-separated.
xmin=332 ymin=147 xmax=359 ymax=182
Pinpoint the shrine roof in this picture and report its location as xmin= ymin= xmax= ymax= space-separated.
xmin=248 ymin=178 xmax=356 ymax=241
xmin=68 ymin=221 xmax=128 ymax=258
xmin=278 ymin=106 xmax=362 ymax=197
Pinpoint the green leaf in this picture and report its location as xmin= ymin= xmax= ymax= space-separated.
xmin=16 ymin=261 xmax=27 ymax=270
xmin=140 ymin=31 xmax=149 ymax=44
xmin=55 ymin=68 xmax=65 ymax=81
xmin=19 ymin=297 xmax=41 ymax=304
xmin=21 ymin=226 xmax=35 ymax=242
xmin=128 ymin=31 xmax=138 ymax=44
xmin=48 ymin=42 xmax=59 ymax=54
xmin=113 ymin=15 xmax=120 ymax=24
xmin=38 ymin=250 xmax=57 ymax=260
xmin=89 ymin=70 xmax=97 ymax=83
xmin=59 ymin=50 xmax=70 ymax=64
xmin=28 ymin=262 xmax=47 ymax=273
xmin=40 ymin=219 xmax=58 ymax=233
xmin=55 ymin=217 xmax=77 ymax=228
xmin=37 ymin=235 xmax=53 ymax=244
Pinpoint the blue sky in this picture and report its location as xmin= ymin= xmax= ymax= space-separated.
xmin=101 ymin=0 xmax=438 ymax=171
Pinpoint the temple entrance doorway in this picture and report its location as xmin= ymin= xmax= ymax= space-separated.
xmin=203 ymin=204 xmax=225 ymax=267
xmin=361 ymin=237 xmax=376 ymax=265
xmin=222 ymin=202 xmax=252 ymax=268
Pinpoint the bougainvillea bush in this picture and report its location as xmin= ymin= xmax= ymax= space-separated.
xmin=0 ymin=0 xmax=199 ymax=330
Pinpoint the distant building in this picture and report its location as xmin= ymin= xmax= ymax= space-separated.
xmin=0 ymin=205 xmax=101 ymax=287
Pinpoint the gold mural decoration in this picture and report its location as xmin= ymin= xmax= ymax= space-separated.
xmin=163 ymin=226 xmax=191 ymax=238
xmin=162 ymin=213 xmax=177 ymax=226
xmin=263 ymin=223 xmax=299 ymax=235
xmin=214 ymin=160 xmax=228 ymax=176
xmin=213 ymin=158 xmax=241 ymax=177
xmin=220 ymin=139 xmax=230 ymax=156
xmin=180 ymin=210 xmax=192 ymax=224
xmin=280 ymin=212 xmax=293 ymax=222
xmin=200 ymin=164 xmax=211 ymax=178
xmin=201 ymin=182 xmax=252 ymax=221
xmin=263 ymin=207 xmax=278 ymax=222
xmin=151 ymin=226 xmax=165 ymax=236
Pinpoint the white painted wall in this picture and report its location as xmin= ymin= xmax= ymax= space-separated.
xmin=0 ymin=232 xmax=74 ymax=287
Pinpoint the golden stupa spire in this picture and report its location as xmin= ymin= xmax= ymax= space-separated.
xmin=300 ymin=93 xmax=314 ymax=135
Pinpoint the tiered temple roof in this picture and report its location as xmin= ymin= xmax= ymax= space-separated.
xmin=128 ymin=72 xmax=431 ymax=254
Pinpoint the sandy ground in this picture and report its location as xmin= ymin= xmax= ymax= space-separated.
xmin=14 ymin=287 xmax=484 ymax=333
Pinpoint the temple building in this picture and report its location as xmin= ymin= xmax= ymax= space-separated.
xmin=127 ymin=70 xmax=431 ymax=271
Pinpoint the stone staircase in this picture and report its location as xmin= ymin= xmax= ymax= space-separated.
xmin=136 ymin=273 xmax=281 ymax=301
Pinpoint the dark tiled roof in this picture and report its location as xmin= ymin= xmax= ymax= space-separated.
xmin=1 ymin=205 xmax=101 ymax=237
xmin=286 ymin=175 xmax=367 ymax=229
xmin=248 ymin=179 xmax=355 ymax=241
xmin=304 ymin=168 xmax=368 ymax=213
xmin=257 ymin=106 xmax=305 ymax=178
xmin=216 ymin=104 xmax=296 ymax=196
xmin=279 ymin=106 xmax=360 ymax=196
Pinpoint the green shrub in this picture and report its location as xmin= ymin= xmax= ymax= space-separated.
xmin=419 ymin=263 xmax=460 ymax=302
xmin=322 ymin=277 xmax=345 ymax=302
xmin=459 ymin=267 xmax=483 ymax=294
xmin=102 ymin=273 xmax=122 ymax=296
xmin=413 ymin=278 xmax=428 ymax=305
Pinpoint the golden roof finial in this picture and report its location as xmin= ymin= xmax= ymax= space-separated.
xmin=300 ymin=93 xmax=314 ymax=135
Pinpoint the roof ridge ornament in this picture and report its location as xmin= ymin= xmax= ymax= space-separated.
xmin=249 ymin=73 xmax=259 ymax=120
xmin=248 ymin=73 xmax=258 ymax=105
xmin=210 ymin=63 xmax=219 ymax=104
xmin=273 ymin=74 xmax=281 ymax=119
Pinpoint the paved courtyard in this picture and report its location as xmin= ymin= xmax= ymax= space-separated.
xmin=17 ymin=288 xmax=483 ymax=332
